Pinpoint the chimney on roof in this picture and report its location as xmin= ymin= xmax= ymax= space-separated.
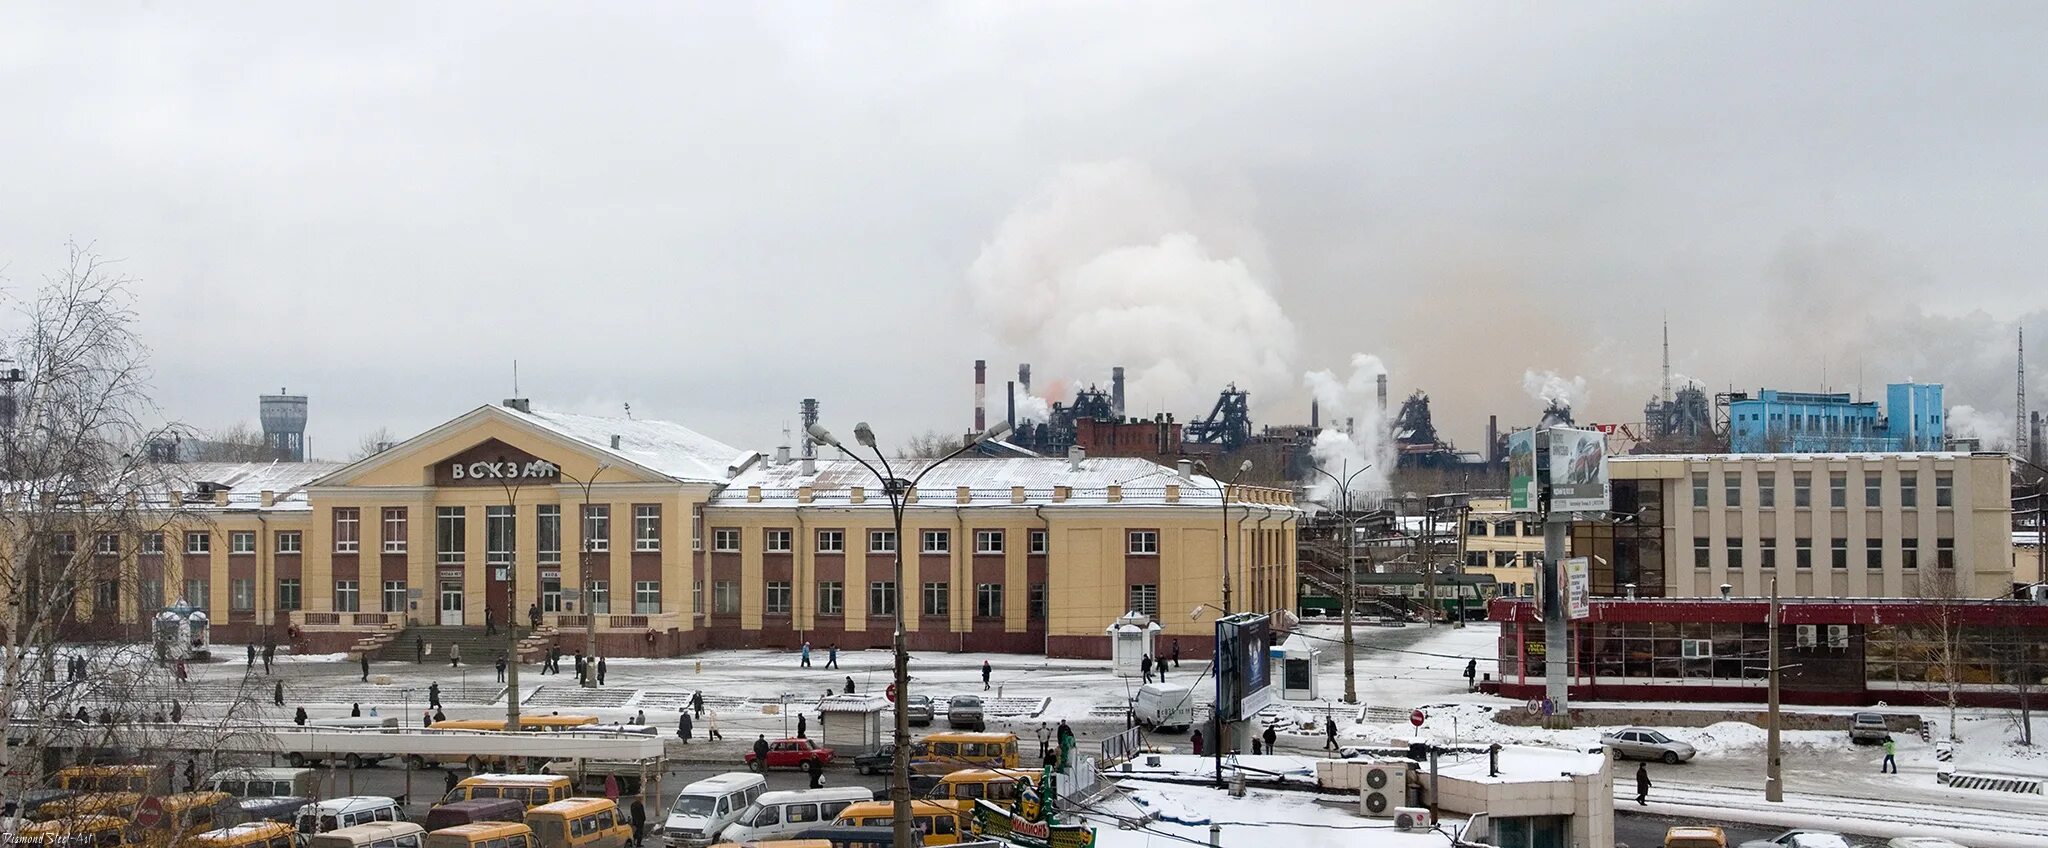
xmin=609 ymin=434 xmax=622 ymax=450
xmin=801 ymin=453 xmax=815 ymax=475
xmin=260 ymin=490 xmax=275 ymax=508
xmin=503 ymin=398 xmax=530 ymax=413
xmin=1177 ymin=459 xmax=1193 ymax=480
xmin=1067 ymin=445 xmax=1086 ymax=471
xmin=974 ymin=360 xmax=987 ymax=433
xmin=1112 ymin=367 xmax=1126 ymax=417
xmin=775 ymin=445 xmax=790 ymax=465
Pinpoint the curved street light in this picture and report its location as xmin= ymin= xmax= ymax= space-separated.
xmin=1307 ymin=462 xmax=1372 ymax=706
xmin=1191 ymin=457 xmax=1251 ymax=789
xmin=558 ymin=463 xmax=612 ymax=688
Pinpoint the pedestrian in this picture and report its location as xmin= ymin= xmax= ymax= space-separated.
xmin=678 ymin=712 xmax=693 ymax=744
xmin=1635 ymin=762 xmax=1650 ymax=805
xmin=805 ymin=756 xmax=823 ymax=789
xmin=444 ymin=769 xmax=459 ymax=794
xmin=574 ymin=651 xmax=586 ymax=680
xmin=1140 ymin=654 xmax=1153 ymax=683
xmin=706 ymin=710 xmax=723 ymax=741
xmin=982 ymin=661 xmax=992 ymax=691
xmin=1191 ymin=728 xmax=1204 ymax=756
xmin=429 ymin=682 xmax=442 ymax=708
xmin=294 ymin=707 xmax=308 ymax=726
xmin=184 ymin=761 xmax=197 ymax=792
xmin=826 ymin=644 xmax=839 ymax=669
xmin=415 ymin=634 xmax=425 ymax=664
xmin=369 ymin=705 xmax=379 ymax=717
xmin=175 ymin=659 xmax=187 ymax=682
xmin=800 ymin=642 xmax=812 ymax=668
xmin=449 ymin=644 xmax=461 ymax=668
xmin=1171 ymin=639 xmax=1181 ymax=668
xmin=604 ymin=775 xmax=620 ymax=800
xmin=360 ymin=652 xmax=370 ymax=682
xmin=1158 ymin=658 xmax=1167 ymax=681
xmin=1881 ymin=737 xmax=1897 ymax=773
xmin=1464 ymin=659 xmax=1478 ymax=692
xmin=262 ymin=641 xmax=275 ymax=675
xmin=629 ymin=797 xmax=647 ymax=848
xmin=485 ymin=608 xmax=497 ymax=636
xmin=433 ymin=706 xmax=447 ymax=722
xmin=171 ymin=701 xmax=183 ymax=723
xmin=273 ymin=681 xmax=285 ymax=707
xmin=495 ymin=655 xmax=507 ymax=683
xmin=797 ymin=713 xmax=807 ymax=739
xmin=1324 ymin=716 xmax=1339 ymax=752
xmin=152 ymin=710 xmax=166 ymax=723
xmin=351 ymin=703 xmax=362 ymax=718
xmin=248 ymin=644 xmax=256 ymax=668
xmin=1262 ymin=725 xmax=1276 ymax=752
xmin=422 ymin=708 xmax=434 ymax=727
xmin=843 ymin=676 xmax=854 ymax=695
xmin=690 ymin=691 xmax=704 ymax=719
xmin=597 ymin=656 xmax=608 ymax=686
xmin=753 ymin=735 xmax=771 ymax=772
xmin=529 ymin=602 xmax=542 ymax=631
xmin=1252 ymin=739 xmax=1263 ymax=755
xmin=74 ymin=706 xmax=88 ymax=723
xmin=636 ymin=709 xmax=646 ymax=725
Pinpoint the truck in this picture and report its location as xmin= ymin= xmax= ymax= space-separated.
xmin=1132 ymin=683 xmax=1194 ymax=732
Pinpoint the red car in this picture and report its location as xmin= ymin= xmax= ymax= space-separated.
xmin=745 ymin=737 xmax=835 ymax=770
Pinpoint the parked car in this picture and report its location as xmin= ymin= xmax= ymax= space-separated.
xmin=1598 ymin=727 xmax=1696 ymax=764
xmin=1886 ymin=839 xmax=1969 ymax=848
xmin=947 ymin=695 xmax=985 ymax=731
xmin=1849 ymin=712 xmax=1892 ymax=744
xmin=906 ymin=696 xmax=934 ymax=727
xmin=853 ymin=745 xmax=896 ymax=776
xmin=744 ymin=738 xmax=835 ymax=770
xmin=1664 ymin=826 xmax=1727 ymax=848
xmin=1739 ymin=830 xmax=1851 ymax=848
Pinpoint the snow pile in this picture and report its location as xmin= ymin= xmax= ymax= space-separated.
xmin=1084 ymin=780 xmax=1448 ymax=848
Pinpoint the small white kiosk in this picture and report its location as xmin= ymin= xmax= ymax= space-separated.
xmin=153 ymin=600 xmax=212 ymax=661
xmin=1272 ymin=633 xmax=1321 ymax=701
xmin=818 ymin=694 xmax=890 ymax=755
xmin=1107 ymin=612 xmax=1161 ymax=678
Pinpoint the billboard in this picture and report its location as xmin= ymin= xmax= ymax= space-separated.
xmin=1546 ymin=428 xmax=1611 ymax=513
xmin=1213 ymin=613 xmax=1273 ymax=723
xmin=1507 ymin=429 xmax=1538 ymax=513
xmin=1564 ymin=556 xmax=1590 ymax=619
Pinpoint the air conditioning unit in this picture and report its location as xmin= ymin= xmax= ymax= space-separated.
xmin=1356 ymin=762 xmax=1410 ymax=818
xmin=1796 ymin=624 xmax=1817 ymax=648
xmin=1393 ymin=807 xmax=1434 ymax=831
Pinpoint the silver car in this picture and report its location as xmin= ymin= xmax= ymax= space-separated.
xmin=905 ymin=695 xmax=933 ymax=727
xmin=947 ymin=694 xmax=985 ymax=730
xmin=1598 ymin=727 xmax=1695 ymax=764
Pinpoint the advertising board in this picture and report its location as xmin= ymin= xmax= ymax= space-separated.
xmin=1508 ymin=429 xmax=1538 ymax=513
xmin=1546 ymin=428 xmax=1611 ymax=513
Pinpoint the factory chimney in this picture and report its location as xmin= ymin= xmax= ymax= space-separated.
xmin=1376 ymin=374 xmax=1388 ymax=415
xmin=1311 ymin=399 xmax=1320 ymax=430
xmin=1486 ymin=415 xmax=1499 ymax=464
xmin=1019 ymin=363 xmax=1031 ymax=393
xmin=1006 ymin=381 xmax=1016 ymax=431
xmin=1112 ymin=366 xmax=1126 ymax=418
xmin=974 ymin=360 xmax=987 ymax=433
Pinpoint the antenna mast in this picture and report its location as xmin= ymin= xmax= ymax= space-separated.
xmin=2020 ymin=326 xmax=2030 ymax=457
xmin=1661 ymin=316 xmax=1671 ymax=404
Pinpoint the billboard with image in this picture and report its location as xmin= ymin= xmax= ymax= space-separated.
xmin=1546 ymin=428 xmax=1611 ymax=513
xmin=1212 ymin=613 xmax=1273 ymax=723
xmin=1507 ymin=429 xmax=1538 ymax=513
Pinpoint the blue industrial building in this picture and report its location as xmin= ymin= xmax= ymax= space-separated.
xmin=1728 ymin=383 xmax=1945 ymax=453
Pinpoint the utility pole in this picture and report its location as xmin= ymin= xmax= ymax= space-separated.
xmin=1766 ymin=577 xmax=1782 ymax=802
xmin=1538 ymin=424 xmax=1571 ymax=730
xmin=1311 ymin=463 xmax=1371 ymax=706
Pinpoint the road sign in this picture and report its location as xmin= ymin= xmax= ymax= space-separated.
xmin=1410 ymin=709 xmax=1425 ymax=728
xmin=136 ymin=796 xmax=163 ymax=828
xmin=885 ymin=683 xmax=897 ymax=702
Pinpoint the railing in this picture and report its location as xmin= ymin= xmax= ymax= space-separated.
xmin=353 ymin=613 xmax=389 ymax=627
xmin=1097 ymin=726 xmax=1142 ymax=767
xmin=607 ymin=615 xmax=647 ymax=628
xmin=300 ymin=612 xmax=340 ymax=626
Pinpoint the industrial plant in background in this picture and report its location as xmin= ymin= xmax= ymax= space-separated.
xmin=146 ymin=390 xmax=310 ymax=463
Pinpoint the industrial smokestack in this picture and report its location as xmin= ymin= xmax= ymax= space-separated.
xmin=1311 ymin=399 xmax=1320 ymax=430
xmin=1112 ymin=366 xmax=1126 ymax=417
xmin=1486 ymin=415 xmax=1499 ymax=464
xmin=1019 ymin=363 xmax=1031 ymax=393
xmin=1376 ymin=374 xmax=1388 ymax=415
xmin=974 ymin=360 xmax=987 ymax=432
xmin=1006 ymin=380 xmax=1016 ymax=431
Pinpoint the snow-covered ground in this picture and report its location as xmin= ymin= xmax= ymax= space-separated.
xmin=1079 ymin=779 xmax=1455 ymax=848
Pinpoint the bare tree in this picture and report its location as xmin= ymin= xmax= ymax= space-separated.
xmin=351 ymin=427 xmax=396 ymax=460
xmin=187 ymin=422 xmax=275 ymax=462
xmin=897 ymin=431 xmax=963 ymax=459
xmin=1916 ymin=568 xmax=1972 ymax=743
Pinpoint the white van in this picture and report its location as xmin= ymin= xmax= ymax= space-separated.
xmin=718 ymin=788 xmax=874 ymax=843
xmin=1133 ymin=683 xmax=1194 ymax=732
xmin=210 ymin=767 xmax=318 ymax=799
xmin=662 ymin=772 xmax=766 ymax=848
xmin=294 ymin=796 xmax=404 ymax=840
xmin=304 ymin=822 xmax=425 ymax=848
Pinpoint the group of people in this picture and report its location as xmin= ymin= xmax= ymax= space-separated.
xmin=674 ymin=692 xmax=723 ymax=743
xmin=1138 ymin=640 xmax=1183 ymax=683
xmin=797 ymin=641 xmax=841 ymax=669
xmin=244 ymin=641 xmax=279 ymax=675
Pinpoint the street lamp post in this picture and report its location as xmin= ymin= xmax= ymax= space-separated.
xmin=807 ymin=421 xmax=1009 ymax=848
xmin=1194 ymin=458 xmax=1251 ymax=789
xmin=1308 ymin=462 xmax=1371 ymax=706
xmin=560 ymin=465 xmax=612 ymax=688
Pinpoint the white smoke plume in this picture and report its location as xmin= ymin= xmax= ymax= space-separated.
xmin=968 ymin=161 xmax=1298 ymax=415
xmin=1945 ymin=404 xmax=2011 ymax=450
xmin=1013 ymin=391 xmax=1051 ymax=425
xmin=1522 ymin=369 xmax=1589 ymax=411
xmin=1302 ymin=353 xmax=1395 ymax=509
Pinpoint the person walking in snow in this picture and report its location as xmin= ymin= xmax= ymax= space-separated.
xmin=272 ymin=681 xmax=285 ymax=707
xmin=294 ymin=707 xmax=308 ymax=726
xmin=1171 ymin=639 xmax=1181 ymax=668
xmin=1140 ymin=654 xmax=1153 ymax=683
xmin=843 ymin=676 xmax=854 ymax=695
xmin=262 ymin=640 xmax=275 ymax=674
xmin=429 ymin=682 xmax=442 ymax=708
xmin=690 ymin=691 xmax=704 ymax=719
xmin=1881 ymin=737 xmax=1897 ymax=773
xmin=1464 ymin=659 xmax=1478 ymax=692
xmin=1635 ymin=762 xmax=1650 ymax=805
xmin=705 ymin=710 xmax=723 ymax=741
xmin=982 ymin=661 xmax=992 ymax=691
xmin=247 ymin=644 xmax=256 ymax=669
xmin=448 ymin=643 xmax=461 ymax=667
xmin=1263 ymin=725 xmax=1277 ymax=752
xmin=415 ymin=634 xmax=425 ymax=664
xmin=752 ymin=735 xmax=771 ymax=772
xmin=826 ymin=644 xmax=839 ymax=669
xmin=359 ymin=653 xmax=370 ymax=682
xmin=1324 ymin=716 xmax=1339 ymax=751
xmin=1190 ymin=728 xmax=1203 ymax=756
xmin=800 ymin=642 xmax=812 ymax=668
xmin=796 ymin=713 xmax=807 ymax=739
xmin=597 ymin=656 xmax=608 ymax=686
xmin=677 ymin=712 xmax=693 ymax=744
xmin=495 ymin=655 xmax=507 ymax=683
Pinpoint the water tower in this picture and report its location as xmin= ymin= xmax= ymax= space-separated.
xmin=260 ymin=390 xmax=308 ymax=461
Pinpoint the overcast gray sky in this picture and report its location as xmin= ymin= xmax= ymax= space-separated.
xmin=4 ymin=2 xmax=2046 ymax=458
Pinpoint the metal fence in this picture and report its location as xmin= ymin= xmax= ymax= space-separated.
xmin=1097 ymin=726 xmax=1143 ymax=767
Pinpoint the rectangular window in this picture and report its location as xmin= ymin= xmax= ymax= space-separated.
xmin=93 ymin=580 xmax=117 ymax=614
xmin=537 ymin=505 xmax=561 ymax=564
xmin=974 ymin=530 xmax=1004 ymax=554
xmin=229 ymin=531 xmax=256 ymax=554
xmin=1901 ymin=545 xmax=1919 ymax=570
xmin=229 ymin=578 xmax=254 ymax=612
xmin=1866 ymin=539 xmax=1883 ymax=569
xmin=764 ymin=582 xmax=792 ymax=615
xmin=383 ymin=580 xmax=407 ymax=612
xmin=436 ymin=507 xmax=466 ymax=565
xmin=1864 ymin=472 xmax=1881 ymax=506
xmin=542 ymin=576 xmax=561 ymax=613
xmin=1724 ymin=473 xmax=1741 ymax=507
xmin=382 ymin=508 xmax=408 ymax=553
xmin=921 ymin=530 xmax=950 ymax=554
xmin=1468 ymin=520 xmax=1488 ymax=536
xmin=95 ymin=533 xmax=118 ymax=556
xmin=692 ymin=505 xmax=704 ymax=551
xmin=1692 ymin=473 xmax=1708 ymax=507
xmin=275 ymin=531 xmax=302 ymax=554
xmin=634 ymin=505 xmax=661 ymax=552
xmin=1937 ymin=537 xmax=1955 ymax=568
xmin=582 ymin=505 xmax=611 ymax=552
xmin=186 ymin=531 xmax=210 ymax=555
xmin=1830 ymin=474 xmax=1847 ymax=508
xmin=1726 ymin=538 xmax=1742 ymax=570
xmin=334 ymin=580 xmax=360 ymax=613
xmin=692 ymin=579 xmax=702 ymax=613
xmin=589 ymin=580 xmax=611 ymax=615
xmin=1900 ymin=472 xmax=1917 ymax=508
xmin=142 ymin=532 xmax=164 ymax=555
xmin=1029 ymin=530 xmax=1048 ymax=554
xmin=276 ymin=579 xmax=300 ymax=611
xmin=634 ymin=581 xmax=661 ymax=614
xmin=1128 ymin=530 xmax=1159 ymax=555
xmin=1029 ymin=583 xmax=1047 ymax=620
xmin=817 ymin=530 xmax=844 ymax=553
xmin=1831 ymin=538 xmax=1848 ymax=569
xmin=1128 ymin=584 xmax=1159 ymax=616
xmin=183 ymin=579 xmax=209 ymax=610
xmin=334 ymin=508 xmax=360 ymax=553
xmin=922 ymin=581 xmax=949 ymax=616
xmin=711 ymin=580 xmax=739 ymax=614
xmin=817 ymin=581 xmax=844 ymax=615
xmin=869 ymin=581 xmax=897 ymax=616
xmin=1693 ymin=537 xmax=1709 ymax=569
xmin=712 ymin=528 xmax=740 ymax=552
xmin=869 ymin=530 xmax=897 ymax=553
xmin=1758 ymin=472 xmax=1775 ymax=508
xmin=1936 ymin=473 xmax=1953 ymax=508
xmin=52 ymin=533 xmax=75 ymax=556
xmin=1794 ymin=473 xmax=1811 ymax=508
xmin=486 ymin=505 xmax=515 ymax=565
xmin=765 ymin=529 xmax=793 ymax=553
xmin=1796 ymin=537 xmax=1812 ymax=569
xmin=976 ymin=583 xmax=1004 ymax=618
xmin=1760 ymin=538 xmax=1777 ymax=569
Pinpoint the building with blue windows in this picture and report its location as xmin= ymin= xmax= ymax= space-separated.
xmin=1727 ymin=383 xmax=1945 ymax=453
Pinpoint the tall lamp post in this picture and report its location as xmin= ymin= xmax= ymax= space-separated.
xmin=560 ymin=464 xmax=612 ymax=688
xmin=1193 ymin=458 xmax=1251 ymax=789
xmin=806 ymin=420 xmax=1010 ymax=848
xmin=1308 ymin=462 xmax=1371 ymax=705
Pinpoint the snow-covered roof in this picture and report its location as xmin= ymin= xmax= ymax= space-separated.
xmin=505 ymin=407 xmax=754 ymax=484
xmin=1436 ymin=743 xmax=1605 ymax=784
xmin=1616 ymin=451 xmax=1982 ymax=463
xmin=152 ymin=461 xmax=346 ymax=511
xmin=710 ymin=456 xmax=1296 ymax=510
xmin=1086 ymin=779 xmax=1446 ymax=848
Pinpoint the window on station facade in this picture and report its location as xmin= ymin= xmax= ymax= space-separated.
xmin=384 ymin=580 xmax=407 ymax=612
xmin=922 ymin=582 xmax=949 ymax=616
xmin=583 ymin=505 xmax=611 ymax=552
xmin=1128 ymin=584 xmax=1158 ymax=616
xmin=333 ymin=508 xmax=359 ymax=553
xmin=764 ymin=582 xmax=791 ymax=615
xmin=634 ymin=505 xmax=661 ymax=551
xmin=869 ymin=581 xmax=896 ymax=616
xmin=765 ymin=529 xmax=792 ymax=553
xmin=436 ymin=507 xmax=465 ymax=565
xmin=817 ymin=530 xmax=844 ymax=553
xmin=276 ymin=531 xmax=302 ymax=554
xmin=976 ymin=584 xmax=1004 ymax=618
xmin=383 ymin=508 xmax=408 ymax=553
xmin=817 ymin=581 xmax=844 ymax=615
xmin=537 ymin=505 xmax=561 ymax=564
xmin=712 ymin=581 xmax=738 ymax=615
xmin=486 ymin=506 xmax=514 ymax=566
xmin=276 ymin=579 xmax=300 ymax=611
xmin=334 ymin=580 xmax=360 ymax=613
xmin=634 ymin=581 xmax=661 ymax=614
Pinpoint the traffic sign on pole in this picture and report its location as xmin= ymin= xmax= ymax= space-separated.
xmin=1410 ymin=709 xmax=1426 ymax=728
xmin=885 ymin=683 xmax=898 ymax=702
xmin=136 ymin=796 xmax=164 ymax=828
